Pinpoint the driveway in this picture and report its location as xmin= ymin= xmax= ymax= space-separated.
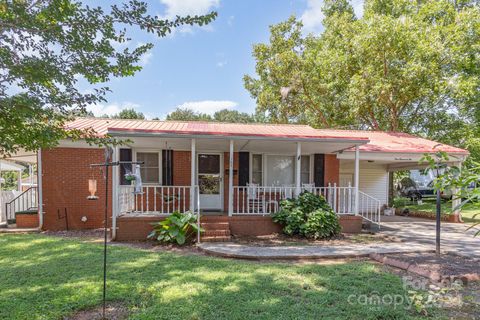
xmin=380 ymin=216 xmax=480 ymax=258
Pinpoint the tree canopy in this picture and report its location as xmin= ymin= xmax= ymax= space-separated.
xmin=166 ymin=108 xmax=262 ymax=123
xmin=112 ymin=108 xmax=145 ymax=120
xmin=0 ymin=0 xmax=216 ymax=156
xmin=244 ymin=0 xmax=479 ymax=158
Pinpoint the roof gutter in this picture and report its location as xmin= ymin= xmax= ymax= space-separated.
xmin=107 ymin=129 xmax=370 ymax=144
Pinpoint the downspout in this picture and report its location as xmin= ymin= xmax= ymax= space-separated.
xmin=37 ymin=149 xmax=44 ymax=230
xmin=111 ymin=146 xmax=119 ymax=240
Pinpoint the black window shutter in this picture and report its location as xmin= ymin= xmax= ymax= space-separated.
xmin=313 ymin=154 xmax=325 ymax=187
xmin=119 ymin=149 xmax=132 ymax=185
xmin=238 ymin=152 xmax=249 ymax=186
xmin=162 ymin=150 xmax=174 ymax=185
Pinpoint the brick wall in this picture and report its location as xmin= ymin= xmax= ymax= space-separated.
xmin=324 ymin=154 xmax=340 ymax=186
xmin=16 ymin=213 xmax=39 ymax=228
xmin=173 ymin=151 xmax=191 ymax=186
xmin=42 ymin=147 xmax=112 ymax=230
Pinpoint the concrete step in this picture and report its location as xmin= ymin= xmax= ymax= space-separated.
xmin=201 ymin=235 xmax=231 ymax=242
xmin=203 ymin=229 xmax=231 ymax=237
xmin=201 ymin=222 xmax=230 ymax=230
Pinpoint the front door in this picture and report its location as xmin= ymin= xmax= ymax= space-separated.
xmin=197 ymin=153 xmax=223 ymax=211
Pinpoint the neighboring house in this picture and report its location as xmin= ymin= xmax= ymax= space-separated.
xmin=8 ymin=118 xmax=469 ymax=240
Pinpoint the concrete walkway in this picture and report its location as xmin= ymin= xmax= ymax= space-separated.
xmin=380 ymin=216 xmax=480 ymax=258
xmin=198 ymin=242 xmax=434 ymax=260
xmin=199 ymin=216 xmax=480 ymax=260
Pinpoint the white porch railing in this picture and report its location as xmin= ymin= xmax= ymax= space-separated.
xmin=118 ymin=185 xmax=199 ymax=216
xmin=232 ymin=184 xmax=381 ymax=227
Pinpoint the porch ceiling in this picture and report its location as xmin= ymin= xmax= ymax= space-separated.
xmin=120 ymin=136 xmax=359 ymax=154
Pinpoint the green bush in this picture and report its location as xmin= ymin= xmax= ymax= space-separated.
xmin=272 ymin=192 xmax=341 ymax=239
xmin=148 ymin=211 xmax=202 ymax=245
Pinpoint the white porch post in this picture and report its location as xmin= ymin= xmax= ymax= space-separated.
xmin=296 ymin=142 xmax=302 ymax=196
xmin=17 ymin=169 xmax=22 ymax=192
xmin=354 ymin=145 xmax=360 ymax=215
xmin=228 ymin=140 xmax=234 ymax=216
xmin=37 ymin=149 xmax=43 ymax=229
xmin=111 ymin=146 xmax=119 ymax=240
xmin=452 ymin=161 xmax=463 ymax=220
xmin=190 ymin=138 xmax=196 ymax=212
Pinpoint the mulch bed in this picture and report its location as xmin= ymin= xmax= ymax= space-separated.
xmin=371 ymin=252 xmax=480 ymax=283
xmin=42 ymin=229 xmax=203 ymax=255
xmin=231 ymin=232 xmax=401 ymax=247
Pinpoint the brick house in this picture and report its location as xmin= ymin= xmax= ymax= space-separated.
xmin=4 ymin=118 xmax=469 ymax=241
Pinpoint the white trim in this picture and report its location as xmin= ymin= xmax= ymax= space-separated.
xmin=228 ymin=140 xmax=234 ymax=216
xmin=249 ymin=152 xmax=312 ymax=186
xmin=190 ymin=139 xmax=196 ymax=212
xmin=133 ymin=149 xmax=162 ymax=185
xmin=37 ymin=150 xmax=43 ymax=229
xmin=354 ymin=146 xmax=360 ymax=215
xmin=196 ymin=152 xmax=224 ymax=211
xmin=112 ymin=146 xmax=119 ymax=240
xmin=296 ymin=142 xmax=301 ymax=194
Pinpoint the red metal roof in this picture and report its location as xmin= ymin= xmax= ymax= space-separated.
xmin=67 ymin=118 xmax=368 ymax=141
xmin=67 ymin=118 xmax=468 ymax=154
xmin=316 ymin=129 xmax=469 ymax=154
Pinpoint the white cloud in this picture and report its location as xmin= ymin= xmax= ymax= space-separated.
xmin=173 ymin=100 xmax=237 ymax=115
xmin=300 ymin=0 xmax=364 ymax=34
xmin=159 ymin=0 xmax=220 ymax=35
xmin=86 ymin=102 xmax=140 ymax=117
xmin=227 ymin=15 xmax=235 ymax=26
xmin=160 ymin=0 xmax=220 ymax=18
xmin=300 ymin=0 xmax=325 ymax=33
xmin=216 ymin=60 xmax=227 ymax=68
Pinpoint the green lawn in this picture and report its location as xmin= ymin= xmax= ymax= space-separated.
xmin=0 ymin=234 xmax=434 ymax=320
xmin=393 ymin=198 xmax=480 ymax=223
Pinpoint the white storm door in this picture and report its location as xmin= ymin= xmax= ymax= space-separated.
xmin=197 ymin=153 xmax=223 ymax=210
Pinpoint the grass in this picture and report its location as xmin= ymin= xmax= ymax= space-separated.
xmin=0 ymin=234 xmax=436 ymax=320
xmin=393 ymin=198 xmax=480 ymax=223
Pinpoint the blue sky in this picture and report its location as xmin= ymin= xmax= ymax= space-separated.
xmin=85 ymin=0 xmax=364 ymax=119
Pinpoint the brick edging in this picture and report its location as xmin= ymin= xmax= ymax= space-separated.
xmin=369 ymin=252 xmax=479 ymax=283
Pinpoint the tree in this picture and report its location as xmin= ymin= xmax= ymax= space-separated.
xmin=212 ymin=109 xmax=255 ymax=123
xmin=166 ymin=108 xmax=213 ymax=121
xmin=244 ymin=1 xmax=479 ymax=142
xmin=166 ymin=107 xmax=264 ymax=123
xmin=0 ymin=0 xmax=216 ymax=156
xmin=112 ymin=108 xmax=145 ymax=120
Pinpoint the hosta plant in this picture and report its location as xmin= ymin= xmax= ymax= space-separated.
xmin=148 ymin=211 xmax=202 ymax=245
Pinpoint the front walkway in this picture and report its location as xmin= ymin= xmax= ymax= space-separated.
xmin=198 ymin=242 xmax=433 ymax=260
xmin=199 ymin=216 xmax=480 ymax=259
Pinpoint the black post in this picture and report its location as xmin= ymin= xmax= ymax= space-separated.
xmin=435 ymin=182 xmax=441 ymax=255
xmin=103 ymin=162 xmax=109 ymax=319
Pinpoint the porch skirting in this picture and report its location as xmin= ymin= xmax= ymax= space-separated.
xmin=114 ymin=214 xmax=363 ymax=241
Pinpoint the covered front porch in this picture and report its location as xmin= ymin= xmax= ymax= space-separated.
xmin=111 ymin=133 xmax=381 ymax=240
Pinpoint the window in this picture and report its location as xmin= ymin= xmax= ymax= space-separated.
xmin=301 ymin=155 xmax=311 ymax=184
xmin=266 ymin=155 xmax=294 ymax=186
xmin=251 ymin=154 xmax=263 ymax=185
xmin=136 ymin=152 xmax=160 ymax=184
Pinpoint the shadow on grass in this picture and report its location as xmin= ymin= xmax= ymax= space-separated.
xmin=0 ymin=234 xmax=429 ymax=319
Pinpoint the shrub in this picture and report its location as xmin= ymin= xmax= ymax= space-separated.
xmin=148 ymin=211 xmax=202 ymax=245
xmin=272 ymin=192 xmax=341 ymax=239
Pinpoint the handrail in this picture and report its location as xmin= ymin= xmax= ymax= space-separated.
xmin=4 ymin=187 xmax=38 ymax=222
xmin=356 ymin=190 xmax=381 ymax=228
